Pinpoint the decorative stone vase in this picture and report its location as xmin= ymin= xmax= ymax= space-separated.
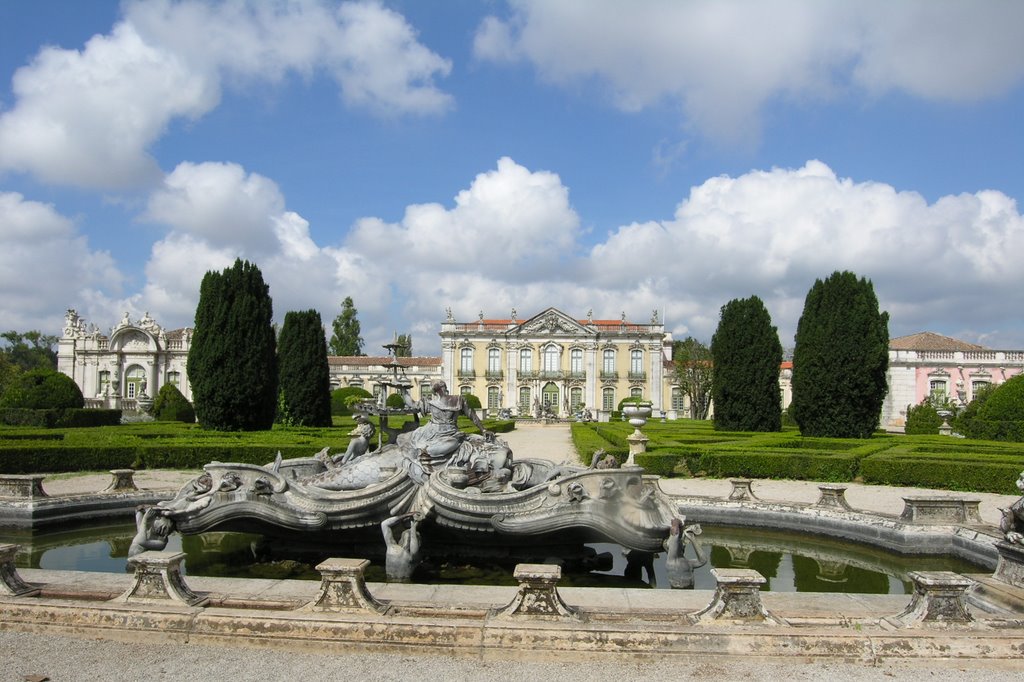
xmin=622 ymin=402 xmax=653 ymax=432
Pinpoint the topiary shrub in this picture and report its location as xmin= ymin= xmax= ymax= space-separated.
xmin=463 ymin=393 xmax=481 ymax=409
xmin=960 ymin=377 xmax=1024 ymax=441
xmin=331 ymin=386 xmax=373 ymax=415
xmin=153 ymin=384 xmax=196 ymax=423
xmin=385 ymin=392 xmax=406 ymax=409
xmin=904 ymin=400 xmax=943 ymax=435
xmin=0 ymin=369 xmax=84 ymax=410
xmin=976 ymin=375 xmax=1024 ymax=422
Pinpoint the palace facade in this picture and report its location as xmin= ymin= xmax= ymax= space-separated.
xmin=439 ymin=307 xmax=673 ymax=418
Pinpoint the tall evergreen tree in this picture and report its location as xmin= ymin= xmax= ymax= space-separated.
xmin=328 ymin=296 xmax=364 ymax=356
xmin=277 ymin=309 xmax=332 ymax=427
xmin=395 ymin=333 xmax=412 ymax=357
xmin=710 ymin=296 xmax=783 ymax=432
xmin=790 ymin=271 xmax=889 ymax=438
xmin=672 ymin=337 xmax=713 ymax=419
xmin=187 ymin=259 xmax=278 ymax=431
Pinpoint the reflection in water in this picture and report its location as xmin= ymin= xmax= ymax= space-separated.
xmin=1 ymin=522 xmax=985 ymax=594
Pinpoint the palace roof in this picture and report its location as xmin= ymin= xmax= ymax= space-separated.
xmin=889 ymin=332 xmax=987 ymax=352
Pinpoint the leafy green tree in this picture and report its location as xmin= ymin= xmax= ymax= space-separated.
xmin=152 ymin=384 xmax=196 ymax=423
xmin=277 ymin=309 xmax=332 ymax=427
xmin=187 ymin=259 xmax=278 ymax=431
xmin=1 ymin=330 xmax=58 ymax=372
xmin=0 ymin=368 xmax=84 ymax=409
xmin=710 ymin=296 xmax=783 ymax=432
xmin=330 ymin=386 xmax=373 ymax=415
xmin=395 ymin=333 xmax=412 ymax=357
xmin=790 ymin=271 xmax=889 ymax=438
xmin=953 ymin=383 xmax=996 ymax=436
xmin=672 ymin=337 xmax=713 ymax=419
xmin=328 ymin=296 xmax=364 ymax=356
xmin=904 ymin=399 xmax=944 ymax=435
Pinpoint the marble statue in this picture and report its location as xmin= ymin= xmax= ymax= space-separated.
xmin=664 ymin=518 xmax=708 ymax=589
xmin=1000 ymin=471 xmax=1024 ymax=545
xmin=139 ymin=379 xmax=682 ymax=582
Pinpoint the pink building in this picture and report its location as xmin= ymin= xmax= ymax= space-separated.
xmin=881 ymin=332 xmax=1024 ymax=431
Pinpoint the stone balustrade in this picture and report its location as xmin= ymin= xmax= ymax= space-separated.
xmin=894 ymin=571 xmax=975 ymax=625
xmin=899 ymin=496 xmax=984 ymax=525
xmin=117 ymin=550 xmax=208 ymax=607
xmin=692 ymin=568 xmax=781 ymax=624
xmin=303 ymin=558 xmax=387 ymax=613
xmin=491 ymin=563 xmax=580 ymax=620
xmin=0 ymin=475 xmax=48 ymax=499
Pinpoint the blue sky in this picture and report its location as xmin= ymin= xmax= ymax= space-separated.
xmin=2 ymin=0 xmax=1023 ymax=354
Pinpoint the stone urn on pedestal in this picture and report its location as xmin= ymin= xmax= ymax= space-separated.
xmin=622 ymin=401 xmax=653 ymax=466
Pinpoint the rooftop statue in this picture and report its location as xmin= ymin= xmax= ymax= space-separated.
xmin=133 ymin=385 xmax=680 ymax=582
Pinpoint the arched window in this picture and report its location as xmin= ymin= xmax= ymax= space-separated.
xmin=97 ymin=370 xmax=110 ymax=396
xmin=519 ymin=348 xmax=532 ymax=372
xmin=125 ymin=366 xmax=146 ymax=398
xmin=570 ymin=348 xmax=583 ymax=375
xmin=570 ymin=387 xmax=583 ymax=412
xmin=166 ymin=371 xmax=180 ymax=386
xmin=518 ymin=386 xmax=531 ymax=412
xmin=630 ymin=387 xmax=643 ymax=399
xmin=542 ymin=344 xmax=560 ymax=373
xmin=602 ymin=349 xmax=615 ymax=375
xmin=602 ymin=387 xmax=615 ymax=411
xmin=630 ymin=349 xmax=643 ymax=375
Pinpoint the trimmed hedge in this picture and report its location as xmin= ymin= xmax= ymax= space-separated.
xmin=861 ymin=453 xmax=1022 ymax=494
xmin=0 ymin=408 xmax=122 ymax=428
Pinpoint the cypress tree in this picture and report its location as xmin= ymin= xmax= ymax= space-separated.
xmin=278 ymin=309 xmax=332 ymax=427
xmin=187 ymin=259 xmax=278 ymax=430
xmin=790 ymin=271 xmax=889 ymax=438
xmin=328 ymin=296 xmax=364 ymax=356
xmin=710 ymin=296 xmax=783 ymax=432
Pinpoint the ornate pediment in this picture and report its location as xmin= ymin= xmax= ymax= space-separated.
xmin=516 ymin=308 xmax=593 ymax=337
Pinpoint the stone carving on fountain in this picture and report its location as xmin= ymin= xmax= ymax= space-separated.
xmin=131 ymin=378 xmax=682 ymax=581
xmin=1000 ymin=470 xmax=1024 ymax=546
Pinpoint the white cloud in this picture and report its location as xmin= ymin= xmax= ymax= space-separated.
xmin=0 ymin=192 xmax=124 ymax=331
xmin=474 ymin=1 xmax=1024 ymax=143
xmin=0 ymin=0 xmax=452 ymax=188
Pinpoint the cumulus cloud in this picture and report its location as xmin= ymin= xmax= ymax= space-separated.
xmin=0 ymin=192 xmax=124 ymax=331
xmin=0 ymin=0 xmax=452 ymax=188
xmin=474 ymin=1 xmax=1024 ymax=143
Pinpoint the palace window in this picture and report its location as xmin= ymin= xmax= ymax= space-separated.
xmin=671 ymin=387 xmax=685 ymax=411
xmin=487 ymin=386 xmax=500 ymax=409
xmin=543 ymin=344 xmax=560 ymax=373
xmin=971 ymin=380 xmax=990 ymax=398
xmin=570 ymin=348 xmax=583 ymax=375
xmin=125 ymin=366 xmax=145 ymax=399
xmin=630 ymin=349 xmax=643 ymax=374
xmin=519 ymin=348 xmax=532 ymax=372
xmin=97 ymin=370 xmax=110 ymax=394
xmin=487 ymin=348 xmax=501 ymax=372
xmin=630 ymin=387 xmax=643 ymax=399
xmin=570 ymin=387 xmax=583 ymax=412
xmin=929 ymin=379 xmax=948 ymax=400
xmin=519 ymin=386 xmax=531 ymax=410
xmin=602 ymin=349 xmax=615 ymax=374
xmin=602 ymin=387 xmax=615 ymax=411
xmin=166 ymin=371 xmax=180 ymax=386
xmin=460 ymin=347 xmax=473 ymax=372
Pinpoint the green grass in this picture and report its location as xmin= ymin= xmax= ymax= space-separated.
xmin=571 ymin=420 xmax=1024 ymax=494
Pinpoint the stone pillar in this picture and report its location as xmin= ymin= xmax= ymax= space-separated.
xmin=491 ymin=563 xmax=581 ymax=620
xmin=102 ymin=469 xmax=138 ymax=493
xmin=992 ymin=541 xmax=1024 ymax=588
xmin=303 ymin=558 xmax=387 ymax=613
xmin=727 ymin=478 xmax=758 ymax=502
xmin=893 ymin=571 xmax=974 ymax=626
xmin=116 ymin=551 xmax=207 ymax=607
xmin=0 ymin=475 xmax=48 ymax=499
xmin=0 ymin=544 xmax=40 ymax=597
xmin=815 ymin=484 xmax=853 ymax=511
xmin=693 ymin=568 xmax=780 ymax=624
